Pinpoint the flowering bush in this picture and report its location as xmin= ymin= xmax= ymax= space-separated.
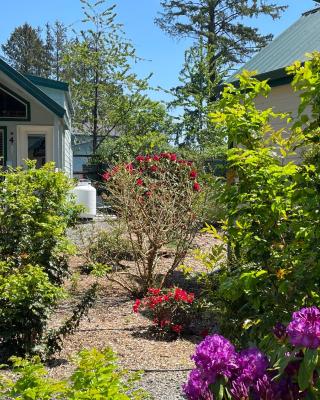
xmin=133 ymin=287 xmax=195 ymax=336
xmin=102 ymin=153 xmax=204 ymax=294
xmin=184 ymin=306 xmax=320 ymax=399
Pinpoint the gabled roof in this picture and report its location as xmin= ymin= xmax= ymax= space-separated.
xmin=229 ymin=7 xmax=320 ymax=84
xmin=0 ymin=57 xmax=66 ymax=118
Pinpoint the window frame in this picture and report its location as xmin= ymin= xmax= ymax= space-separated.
xmin=0 ymin=83 xmax=30 ymax=121
xmin=0 ymin=126 xmax=7 ymax=166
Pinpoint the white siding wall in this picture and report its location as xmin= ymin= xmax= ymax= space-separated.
xmin=255 ymin=84 xmax=301 ymax=131
xmin=64 ymin=129 xmax=73 ymax=177
xmin=254 ymin=83 xmax=311 ymax=162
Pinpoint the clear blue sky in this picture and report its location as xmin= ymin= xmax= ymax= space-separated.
xmin=0 ymin=0 xmax=316 ymax=102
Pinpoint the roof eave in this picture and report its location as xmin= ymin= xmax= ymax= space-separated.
xmin=0 ymin=58 xmax=66 ymax=118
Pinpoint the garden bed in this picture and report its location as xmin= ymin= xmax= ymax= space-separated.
xmin=46 ymin=223 xmax=217 ymax=399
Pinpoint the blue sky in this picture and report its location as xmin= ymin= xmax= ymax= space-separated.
xmin=0 ymin=0 xmax=316 ymax=102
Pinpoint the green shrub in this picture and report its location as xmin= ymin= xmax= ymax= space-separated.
xmin=0 ymin=162 xmax=80 ymax=284
xmin=0 ymin=348 xmax=149 ymax=399
xmin=0 ymin=162 xmax=86 ymax=358
xmin=87 ymin=225 xmax=134 ymax=270
xmin=0 ymin=262 xmax=64 ymax=359
xmin=188 ymin=54 xmax=320 ymax=348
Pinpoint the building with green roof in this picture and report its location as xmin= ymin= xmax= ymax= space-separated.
xmin=0 ymin=57 xmax=73 ymax=176
xmin=229 ymin=5 xmax=320 ymax=132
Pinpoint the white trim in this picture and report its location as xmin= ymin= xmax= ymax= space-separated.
xmin=17 ymin=125 xmax=54 ymax=166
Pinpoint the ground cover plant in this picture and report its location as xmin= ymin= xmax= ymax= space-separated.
xmin=0 ymin=347 xmax=149 ymax=399
xmin=101 ymin=153 xmax=205 ymax=295
xmin=183 ymin=305 xmax=320 ymax=400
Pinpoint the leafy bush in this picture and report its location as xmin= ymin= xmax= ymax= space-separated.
xmin=190 ymin=56 xmax=320 ymax=347
xmin=183 ymin=306 xmax=320 ymax=400
xmin=102 ymin=153 xmax=205 ymax=295
xmin=133 ymin=287 xmax=195 ymax=336
xmin=0 ymin=162 xmax=89 ymax=358
xmin=87 ymin=225 xmax=134 ymax=270
xmin=0 ymin=162 xmax=80 ymax=284
xmin=0 ymin=347 xmax=149 ymax=399
xmin=0 ymin=262 xmax=64 ymax=359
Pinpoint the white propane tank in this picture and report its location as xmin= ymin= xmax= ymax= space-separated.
xmin=73 ymin=180 xmax=96 ymax=219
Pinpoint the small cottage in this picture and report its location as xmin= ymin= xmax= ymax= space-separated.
xmin=229 ymin=6 xmax=320 ymax=131
xmin=0 ymin=58 xmax=73 ymax=176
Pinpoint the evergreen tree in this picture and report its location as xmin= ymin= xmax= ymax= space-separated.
xmin=1 ymin=23 xmax=47 ymax=76
xmin=156 ymin=0 xmax=287 ymax=147
xmin=43 ymin=23 xmax=54 ymax=78
xmin=170 ymin=39 xmax=222 ymax=147
xmin=51 ymin=21 xmax=68 ymax=80
xmin=155 ymin=0 xmax=287 ymax=82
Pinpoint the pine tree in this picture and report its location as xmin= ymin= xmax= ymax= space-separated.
xmin=51 ymin=21 xmax=68 ymax=80
xmin=155 ymin=0 xmax=287 ymax=82
xmin=1 ymin=23 xmax=47 ymax=76
xmin=43 ymin=23 xmax=54 ymax=78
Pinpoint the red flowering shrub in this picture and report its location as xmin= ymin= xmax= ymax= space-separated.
xmin=133 ymin=287 xmax=195 ymax=336
xmin=102 ymin=153 xmax=204 ymax=295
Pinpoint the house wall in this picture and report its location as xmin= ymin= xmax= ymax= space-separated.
xmin=255 ymin=83 xmax=301 ymax=130
xmin=63 ymin=129 xmax=73 ymax=177
xmin=254 ymin=83 xmax=309 ymax=162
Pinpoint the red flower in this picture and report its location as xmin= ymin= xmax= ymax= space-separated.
xmin=136 ymin=155 xmax=145 ymax=163
xmin=187 ymin=293 xmax=195 ymax=303
xmin=145 ymin=155 xmax=152 ymax=162
xmin=102 ymin=171 xmax=111 ymax=181
xmin=170 ymin=153 xmax=177 ymax=162
xmin=145 ymin=191 xmax=152 ymax=197
xmin=136 ymin=178 xmax=144 ymax=186
xmin=160 ymin=152 xmax=171 ymax=159
xmin=150 ymin=165 xmax=158 ymax=172
xmin=148 ymin=288 xmax=161 ymax=295
xmin=187 ymin=161 xmax=193 ymax=166
xmin=190 ymin=170 xmax=197 ymax=180
xmin=160 ymin=319 xmax=171 ymax=328
xmin=171 ymin=324 xmax=183 ymax=334
xmin=133 ymin=299 xmax=141 ymax=313
xmin=153 ymin=154 xmax=160 ymax=161
xmin=125 ymin=163 xmax=134 ymax=173
xmin=193 ymin=182 xmax=201 ymax=192
xmin=200 ymin=329 xmax=209 ymax=338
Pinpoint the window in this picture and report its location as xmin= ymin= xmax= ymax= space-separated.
xmin=28 ymin=135 xmax=46 ymax=168
xmin=0 ymin=85 xmax=29 ymax=120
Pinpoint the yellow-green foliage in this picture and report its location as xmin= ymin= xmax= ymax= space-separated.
xmin=0 ymin=348 xmax=149 ymax=400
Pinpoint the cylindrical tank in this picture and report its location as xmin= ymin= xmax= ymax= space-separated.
xmin=72 ymin=180 xmax=96 ymax=218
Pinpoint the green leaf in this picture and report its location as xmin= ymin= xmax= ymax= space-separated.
xmin=298 ymin=349 xmax=319 ymax=391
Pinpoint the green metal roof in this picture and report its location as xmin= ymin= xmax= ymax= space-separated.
xmin=229 ymin=7 xmax=320 ymax=83
xmin=25 ymin=74 xmax=69 ymax=91
xmin=0 ymin=57 xmax=66 ymax=118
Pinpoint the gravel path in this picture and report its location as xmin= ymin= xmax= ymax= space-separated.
xmin=140 ymin=371 xmax=188 ymax=399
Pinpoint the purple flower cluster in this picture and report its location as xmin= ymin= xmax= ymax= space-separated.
xmin=184 ymin=307 xmax=320 ymax=400
xmin=287 ymin=306 xmax=320 ymax=349
xmin=183 ymin=335 xmax=273 ymax=400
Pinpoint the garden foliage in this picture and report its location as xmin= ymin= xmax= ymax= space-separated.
xmin=0 ymin=163 xmax=82 ymax=358
xmin=102 ymin=153 xmax=204 ymax=295
xmin=183 ymin=306 xmax=320 ymax=400
xmin=197 ymin=53 xmax=320 ymax=346
xmin=0 ymin=347 xmax=149 ymax=399
xmin=133 ymin=287 xmax=195 ymax=336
